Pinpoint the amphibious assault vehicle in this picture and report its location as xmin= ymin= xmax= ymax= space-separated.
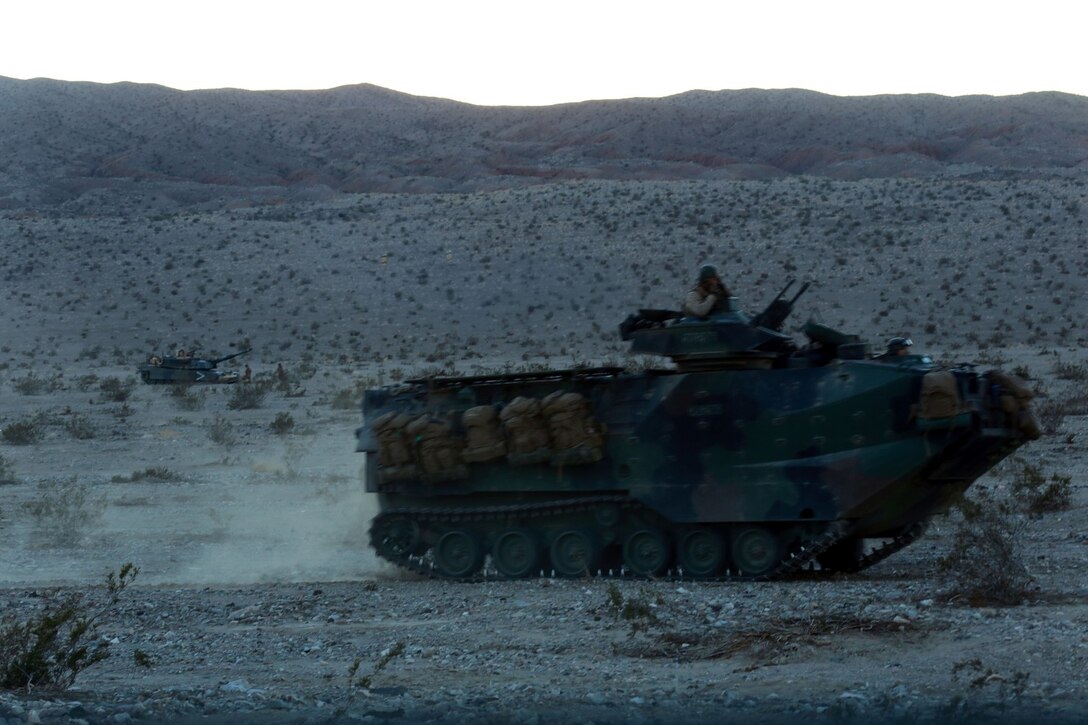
xmin=138 ymin=349 xmax=250 ymax=384
xmin=357 ymin=282 xmax=1038 ymax=580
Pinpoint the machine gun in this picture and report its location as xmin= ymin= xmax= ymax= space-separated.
xmin=750 ymin=279 xmax=810 ymax=331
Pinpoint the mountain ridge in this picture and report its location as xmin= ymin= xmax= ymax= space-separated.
xmin=1 ymin=77 xmax=1085 ymax=212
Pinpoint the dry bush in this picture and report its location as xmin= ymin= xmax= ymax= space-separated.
xmin=1056 ymin=393 xmax=1088 ymax=416
xmin=170 ymin=384 xmax=203 ymax=411
xmin=98 ymin=377 xmax=134 ymax=403
xmin=0 ymin=563 xmax=138 ymax=691
xmin=0 ymin=454 xmax=16 ymax=485
xmin=605 ymin=583 xmax=660 ymax=634
xmin=227 ymin=381 xmax=269 ymax=410
xmin=12 ymin=375 xmax=62 ymax=396
xmin=110 ymin=467 xmax=182 ymax=483
xmin=64 ymin=414 xmax=95 ymax=440
xmin=2 ymin=416 xmax=45 ymax=445
xmin=24 ymin=477 xmax=107 ymax=547
xmin=207 ymin=415 xmax=237 ymax=448
xmin=270 ymin=412 xmax=295 ymax=435
xmin=938 ymin=493 xmax=1034 ymax=605
xmin=1011 ymin=460 xmax=1073 ymax=514
xmin=1052 ymin=360 xmax=1088 ymax=381
xmin=327 ymin=382 xmax=368 ymax=410
xmin=1034 ymin=399 xmax=1066 ymax=435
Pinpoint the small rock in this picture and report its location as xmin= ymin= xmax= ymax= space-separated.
xmin=220 ymin=679 xmax=252 ymax=693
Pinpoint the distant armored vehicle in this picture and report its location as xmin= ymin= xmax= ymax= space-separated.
xmin=357 ymin=282 xmax=1038 ymax=580
xmin=138 ymin=349 xmax=250 ymax=384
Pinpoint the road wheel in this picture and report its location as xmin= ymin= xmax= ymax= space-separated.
xmin=549 ymin=530 xmax=600 ymax=577
xmin=492 ymin=529 xmax=541 ymax=578
xmin=622 ymin=528 xmax=671 ymax=577
xmin=433 ymin=529 xmax=484 ymax=578
xmin=677 ymin=528 xmax=726 ymax=578
xmin=730 ymin=525 xmax=781 ymax=577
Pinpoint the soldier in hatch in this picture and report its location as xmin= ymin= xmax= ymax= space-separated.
xmin=879 ymin=337 xmax=913 ymax=359
xmin=682 ymin=264 xmax=731 ymax=318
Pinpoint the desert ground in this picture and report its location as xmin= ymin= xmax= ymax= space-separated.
xmin=1 ymin=176 xmax=1087 ymax=723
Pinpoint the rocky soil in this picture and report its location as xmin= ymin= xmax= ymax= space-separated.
xmin=1 ymin=347 xmax=1086 ymax=724
xmin=1 ymin=167 xmax=1086 ymax=722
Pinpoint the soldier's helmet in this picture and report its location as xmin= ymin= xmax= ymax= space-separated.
xmin=698 ymin=264 xmax=720 ymax=282
xmin=887 ymin=337 xmax=913 ymax=352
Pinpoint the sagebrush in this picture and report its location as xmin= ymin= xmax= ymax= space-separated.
xmin=0 ymin=563 xmax=138 ymax=691
xmin=24 ymin=477 xmax=107 ymax=547
xmin=938 ymin=493 xmax=1034 ymax=605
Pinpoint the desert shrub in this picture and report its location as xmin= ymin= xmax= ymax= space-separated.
xmin=98 ymin=377 xmax=134 ymax=403
xmin=296 ymin=359 xmax=318 ymax=380
xmin=24 ymin=477 xmax=107 ymax=548
xmin=1033 ymin=398 xmax=1067 ymax=435
xmin=12 ymin=375 xmax=61 ymax=396
xmin=328 ymin=386 xmax=360 ymax=410
xmin=207 ymin=415 xmax=237 ymax=448
xmin=64 ymin=414 xmax=95 ymax=440
xmin=0 ymin=563 xmax=138 ymax=690
xmin=1056 ymin=393 xmax=1088 ymax=416
xmin=274 ymin=438 xmax=313 ymax=480
xmin=2 ymin=417 xmax=45 ymax=445
xmin=110 ymin=467 xmax=182 ymax=483
xmin=606 ymin=583 xmax=660 ymax=634
xmin=327 ymin=379 xmax=373 ymax=410
xmin=74 ymin=374 xmax=99 ymax=392
xmin=938 ymin=493 xmax=1033 ymax=605
xmin=1052 ymin=360 xmax=1088 ymax=381
xmin=0 ymin=454 xmax=16 ymax=485
xmin=170 ymin=384 xmax=203 ymax=411
xmin=227 ymin=382 xmax=268 ymax=410
xmin=76 ymin=344 xmax=103 ymax=361
xmin=1011 ymin=460 xmax=1073 ymax=514
xmin=270 ymin=412 xmax=295 ymax=435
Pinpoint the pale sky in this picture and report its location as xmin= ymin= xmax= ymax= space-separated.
xmin=3 ymin=0 xmax=1085 ymax=105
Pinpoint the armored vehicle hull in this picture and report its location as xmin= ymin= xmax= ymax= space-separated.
xmin=359 ymin=358 xmax=1036 ymax=580
xmin=359 ymin=284 xmax=1037 ymax=579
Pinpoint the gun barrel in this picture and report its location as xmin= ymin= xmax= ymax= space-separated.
xmin=788 ymin=282 xmax=811 ymax=306
xmin=212 ymin=348 xmax=252 ymax=365
xmin=772 ymin=279 xmax=795 ymax=303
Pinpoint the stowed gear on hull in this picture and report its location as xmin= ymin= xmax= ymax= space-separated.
xmin=357 ymin=281 xmax=1038 ymax=580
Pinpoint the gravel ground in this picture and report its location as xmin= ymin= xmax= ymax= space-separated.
xmin=2 ymin=354 xmax=1087 ymax=724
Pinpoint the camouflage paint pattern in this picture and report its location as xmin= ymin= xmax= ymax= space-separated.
xmin=360 ymin=355 xmax=1023 ymax=539
xmin=358 ymin=294 xmax=1034 ymax=577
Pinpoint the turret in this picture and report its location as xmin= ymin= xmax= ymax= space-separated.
xmin=189 ymin=348 xmax=251 ymax=371
xmin=619 ymin=280 xmax=809 ymax=371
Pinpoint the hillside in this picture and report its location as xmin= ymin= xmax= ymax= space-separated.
xmin=1 ymin=80 xmax=1088 ymax=725
xmin=1 ymin=78 xmax=1085 ymax=213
